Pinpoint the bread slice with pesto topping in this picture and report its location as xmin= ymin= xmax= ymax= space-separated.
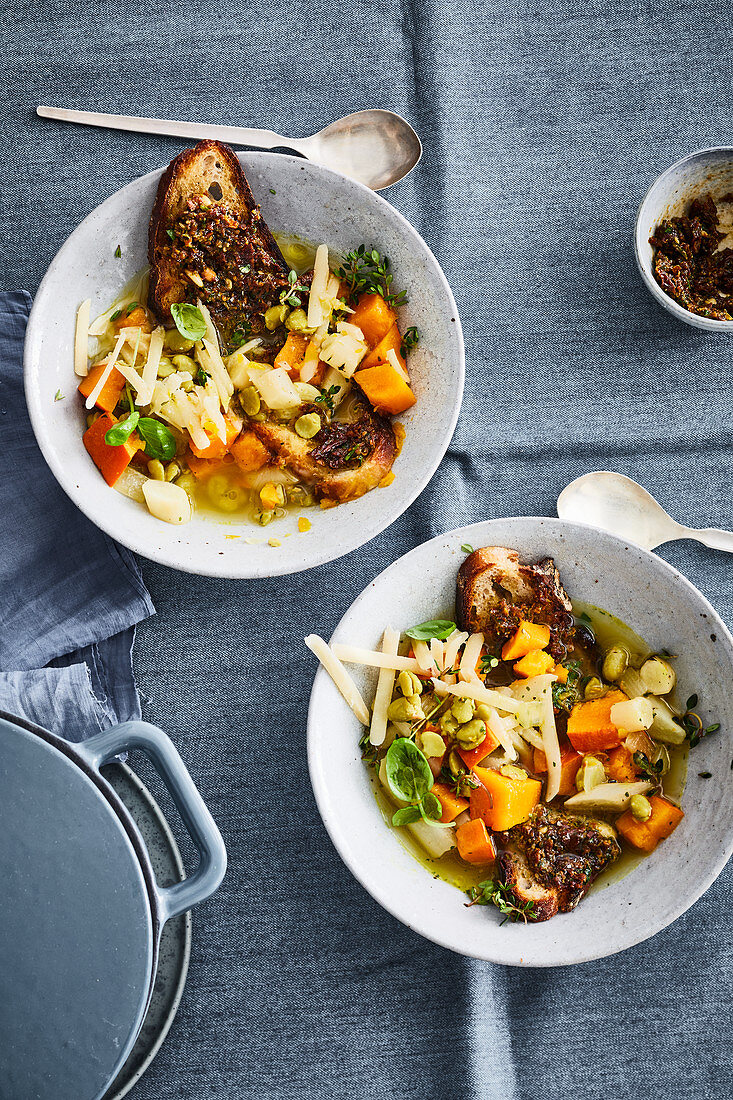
xmin=148 ymin=139 xmax=291 ymax=341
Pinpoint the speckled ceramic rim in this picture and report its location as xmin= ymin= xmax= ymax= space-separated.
xmin=307 ymin=518 xmax=733 ymax=966
xmin=24 ymin=152 xmax=465 ymax=578
xmin=634 ymin=145 xmax=733 ymax=331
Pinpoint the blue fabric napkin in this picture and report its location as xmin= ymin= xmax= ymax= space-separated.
xmin=0 ymin=292 xmax=154 ymax=740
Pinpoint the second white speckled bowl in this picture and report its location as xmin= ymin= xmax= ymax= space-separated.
xmin=308 ymin=518 xmax=733 ymax=966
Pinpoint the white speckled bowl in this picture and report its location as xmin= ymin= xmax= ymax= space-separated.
xmin=24 ymin=153 xmax=464 ymax=578
xmin=635 ymin=146 xmax=733 ymax=331
xmin=307 ymin=518 xmax=733 ymax=966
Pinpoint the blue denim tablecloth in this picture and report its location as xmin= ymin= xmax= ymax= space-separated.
xmin=4 ymin=1 xmax=733 ymax=1097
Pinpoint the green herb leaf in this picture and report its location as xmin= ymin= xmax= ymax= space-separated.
xmin=686 ymin=693 xmax=699 ymax=710
xmin=401 ymin=326 xmax=419 ymax=355
xmin=579 ymin=611 xmax=592 ymax=624
xmin=195 ymin=366 xmax=211 ymax=386
xmin=404 ymin=619 xmax=457 ymax=642
xmin=270 ymin=188 xmax=277 ymax=195
xmin=166 ymin=228 xmax=175 ymax=240
xmin=384 ymin=738 xmax=433 ymax=803
xmin=392 ymin=805 xmax=422 ymax=827
xmin=170 ymin=302 xmax=207 ymax=341
xmin=460 ymin=543 xmax=474 ymax=553
xmin=54 ymin=389 xmax=65 ymax=402
xmin=421 ymin=791 xmax=443 ymax=821
xmin=104 ymin=410 xmax=139 ymax=446
xmin=465 ymin=879 xmax=536 ymax=924
xmin=136 ymin=418 xmax=177 ymax=460
xmin=125 ymin=301 xmax=139 ymax=316
xmin=114 ymin=245 xmax=122 ymax=258
xmin=335 ymin=245 xmax=408 ymax=307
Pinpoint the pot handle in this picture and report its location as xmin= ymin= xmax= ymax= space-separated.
xmin=75 ymin=720 xmax=227 ymax=922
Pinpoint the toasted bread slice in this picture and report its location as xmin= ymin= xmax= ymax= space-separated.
xmin=148 ymin=140 xmax=291 ymax=341
xmin=456 ymin=546 xmax=574 ymax=656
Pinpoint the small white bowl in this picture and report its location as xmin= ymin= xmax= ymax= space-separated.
xmin=24 ymin=153 xmax=464 ymax=578
xmin=307 ymin=518 xmax=733 ymax=966
xmin=635 ymin=146 xmax=733 ymax=331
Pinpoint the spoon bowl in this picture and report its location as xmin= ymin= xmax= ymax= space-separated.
xmin=300 ymin=110 xmax=423 ymax=190
xmin=558 ymin=471 xmax=733 ymax=554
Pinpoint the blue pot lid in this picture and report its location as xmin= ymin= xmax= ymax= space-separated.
xmin=0 ymin=716 xmax=155 ymax=1100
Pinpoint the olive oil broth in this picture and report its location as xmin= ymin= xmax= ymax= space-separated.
xmin=370 ymin=601 xmax=688 ymax=900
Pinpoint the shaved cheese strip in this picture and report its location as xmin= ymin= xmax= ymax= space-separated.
xmin=443 ymin=630 xmax=469 ymax=676
xmin=514 ymin=674 xmax=563 ymax=801
xmin=429 ymin=637 xmax=444 ymax=675
xmin=141 ymin=326 xmax=164 ymax=403
xmin=459 ymin=632 xmax=484 ymax=683
xmin=386 ymin=347 xmax=410 ymax=384
xmin=411 ymin=640 xmax=435 ymax=675
xmin=431 ymin=678 xmax=524 ymax=715
xmin=196 ymin=300 xmax=218 ymax=348
xmin=483 ymin=706 xmax=518 ymax=760
xmin=200 ymin=339 xmax=234 ymax=406
xmin=307 ymin=244 xmax=329 ymax=328
xmin=74 ymin=299 xmax=91 ymax=376
xmin=85 ymin=332 xmax=126 ymax=409
xmin=115 ymin=361 xmax=147 ymax=395
xmin=330 ymin=643 xmax=422 ymax=673
xmin=305 ymin=635 xmax=370 ymax=726
xmin=515 ymin=725 xmax=544 ymax=751
xmin=369 ymin=627 xmax=400 ymax=747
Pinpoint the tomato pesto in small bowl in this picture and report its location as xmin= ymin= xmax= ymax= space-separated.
xmin=307 ymin=546 xmax=717 ymax=925
xmin=73 ymin=142 xmax=421 ymax=531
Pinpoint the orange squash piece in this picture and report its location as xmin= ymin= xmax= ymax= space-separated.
xmin=353 ymin=361 xmax=416 ymax=416
xmin=501 ymin=621 xmax=551 ymax=661
xmin=431 ymin=782 xmax=469 ymax=823
xmin=350 ymin=293 xmax=397 ymax=348
xmin=606 ymin=744 xmax=639 ymax=783
xmin=512 ymin=650 xmax=555 ymax=678
xmin=455 ymin=818 xmax=496 ymax=865
xmin=230 ymin=430 xmax=270 ymax=472
xmin=554 ymin=665 xmax=569 ymax=684
xmin=471 ymin=767 xmax=542 ymax=831
xmin=188 ymin=416 xmax=241 ymax=460
xmin=113 ymin=305 xmax=152 ymax=333
xmin=616 ymin=795 xmax=684 ymax=852
xmin=456 ymin=724 xmax=500 ymax=769
xmin=274 ymin=332 xmax=308 ymax=376
xmin=187 ymin=453 xmax=235 ymax=480
xmin=566 ymin=689 xmax=627 ymax=754
xmin=533 ymin=745 xmax=583 ymax=796
xmin=358 ymin=323 xmax=407 ymax=373
xmin=83 ymin=413 xmax=139 ymax=486
xmin=78 ymin=362 xmax=127 ymax=415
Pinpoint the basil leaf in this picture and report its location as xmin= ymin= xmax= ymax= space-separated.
xmin=421 ymin=791 xmax=443 ymax=821
xmin=460 ymin=543 xmax=474 ymax=554
xmin=104 ymin=410 xmax=139 ymax=446
xmin=392 ymin=806 xmax=421 ymax=827
xmin=137 ymin=418 xmax=177 ymax=460
xmin=385 ymin=739 xmax=433 ymax=803
xmin=404 ymin=619 xmax=457 ymax=642
xmin=170 ymin=302 xmax=207 ymax=341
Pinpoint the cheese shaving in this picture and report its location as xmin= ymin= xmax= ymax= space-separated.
xmin=386 ymin=347 xmax=410 ymax=384
xmin=307 ymin=244 xmax=329 ymax=329
xmin=431 ymin=678 xmax=523 ymax=715
xmin=199 ymin=339 xmax=234 ymax=407
xmin=459 ymin=632 xmax=484 ymax=683
xmin=141 ymin=326 xmax=164 ymax=404
xmin=330 ymin=643 xmax=422 ymax=673
xmin=482 ymin=706 xmax=518 ymax=761
xmin=305 ymin=634 xmax=370 ymax=726
xmin=85 ymin=332 xmax=126 ymax=409
xmin=74 ymin=299 xmax=91 ymax=376
xmin=196 ymin=300 xmax=218 ymax=348
xmin=369 ymin=627 xmax=400 ymax=747
xmin=411 ymin=640 xmax=436 ymax=675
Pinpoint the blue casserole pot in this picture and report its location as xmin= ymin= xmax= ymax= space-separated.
xmin=0 ymin=712 xmax=227 ymax=1100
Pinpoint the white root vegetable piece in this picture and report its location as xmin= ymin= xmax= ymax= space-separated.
xmin=459 ymin=632 xmax=484 ymax=683
xmin=74 ymin=298 xmax=91 ymax=376
xmin=319 ymin=326 xmax=368 ymax=377
xmin=514 ymin=675 xmax=561 ymax=800
xmin=564 ymin=781 xmax=652 ymax=812
xmin=648 ymin=697 xmax=687 ymax=745
xmin=483 ymin=706 xmax=518 ymax=760
xmin=142 ymin=480 xmax=192 ymax=525
xmin=307 ymin=244 xmax=329 ymax=328
xmin=431 ymin=678 xmax=523 ymax=715
xmin=640 ymin=657 xmax=676 ymax=696
xmin=305 ymin=635 xmax=370 ymax=726
xmin=377 ymin=760 xmax=455 ymax=858
xmin=85 ymin=332 xmax=126 ymax=409
xmin=113 ymin=466 xmax=149 ymax=503
xmin=515 ymin=724 xmax=545 ymax=751
xmin=251 ymin=366 xmax=301 ymax=410
xmin=610 ymin=696 xmax=654 ymax=733
xmin=369 ymin=627 xmax=400 ymax=747
xmin=227 ymin=353 xmax=252 ymax=390
xmin=330 ymin=642 xmax=422 ymax=673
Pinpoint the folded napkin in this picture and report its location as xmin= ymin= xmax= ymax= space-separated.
xmin=0 ymin=292 xmax=154 ymax=740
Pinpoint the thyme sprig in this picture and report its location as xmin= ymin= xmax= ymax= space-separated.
xmin=681 ymin=693 xmax=720 ymax=748
xmin=466 ymin=879 xmax=536 ymax=924
xmin=336 ymin=245 xmax=407 ymax=307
